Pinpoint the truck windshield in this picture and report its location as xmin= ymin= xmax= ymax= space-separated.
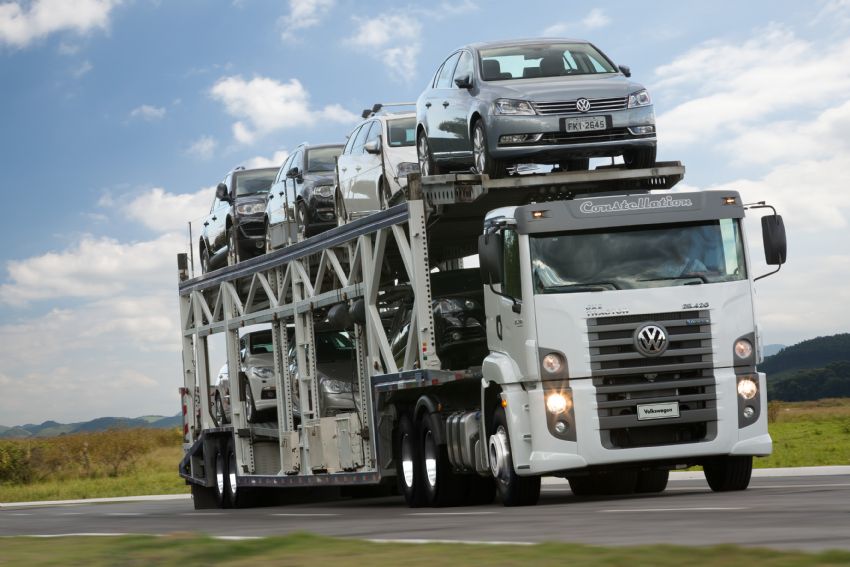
xmin=529 ymin=219 xmax=747 ymax=294
xmin=235 ymin=170 xmax=275 ymax=196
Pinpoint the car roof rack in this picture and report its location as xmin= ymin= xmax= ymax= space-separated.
xmin=361 ymin=102 xmax=416 ymax=119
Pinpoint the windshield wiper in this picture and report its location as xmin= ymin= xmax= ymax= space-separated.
xmin=543 ymin=281 xmax=620 ymax=293
xmin=639 ymin=274 xmax=708 ymax=284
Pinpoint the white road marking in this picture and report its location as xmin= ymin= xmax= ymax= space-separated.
xmin=408 ymin=511 xmax=497 ymax=516
xmin=181 ymin=512 xmax=226 ymax=516
xmin=270 ymin=513 xmax=339 ymax=517
xmin=106 ymin=513 xmax=143 ymax=517
xmin=60 ymin=512 xmax=84 ymax=516
xmin=8 ymin=513 xmax=32 ymax=516
xmin=368 ymin=538 xmax=534 ymax=546
xmin=600 ymin=507 xmax=745 ymax=513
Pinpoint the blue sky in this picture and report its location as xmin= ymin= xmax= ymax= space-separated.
xmin=1 ymin=0 xmax=849 ymax=425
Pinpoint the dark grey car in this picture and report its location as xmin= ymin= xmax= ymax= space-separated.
xmin=199 ymin=167 xmax=277 ymax=273
xmin=415 ymin=39 xmax=657 ymax=178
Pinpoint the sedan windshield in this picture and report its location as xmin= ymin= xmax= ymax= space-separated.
xmin=479 ymin=43 xmax=616 ymax=81
xmin=529 ymin=219 xmax=747 ymax=294
xmin=235 ymin=170 xmax=275 ymax=196
xmin=307 ymin=147 xmax=342 ymax=172
xmin=387 ymin=117 xmax=416 ymax=147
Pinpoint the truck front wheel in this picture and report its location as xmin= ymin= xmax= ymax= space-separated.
xmin=489 ymin=406 xmax=540 ymax=506
xmin=704 ymin=455 xmax=752 ymax=491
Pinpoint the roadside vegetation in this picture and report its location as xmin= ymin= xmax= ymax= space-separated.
xmin=1 ymin=533 xmax=849 ymax=566
xmin=1 ymin=399 xmax=848 ymax=503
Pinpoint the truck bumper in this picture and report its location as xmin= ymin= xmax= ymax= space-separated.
xmin=502 ymin=369 xmax=771 ymax=476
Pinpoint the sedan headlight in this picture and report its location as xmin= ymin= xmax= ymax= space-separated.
xmin=396 ymin=162 xmax=420 ymax=177
xmin=321 ymin=378 xmax=352 ymax=394
xmin=236 ymin=202 xmax=266 ymax=215
xmin=493 ymin=98 xmax=536 ymax=115
xmin=250 ymin=367 xmax=274 ymax=380
xmin=627 ymin=89 xmax=652 ymax=108
xmin=313 ymin=185 xmax=334 ymax=198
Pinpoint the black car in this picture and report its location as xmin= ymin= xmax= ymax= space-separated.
xmin=199 ymin=166 xmax=277 ymax=273
xmin=265 ymin=143 xmax=343 ymax=244
xmin=388 ymin=269 xmax=488 ymax=370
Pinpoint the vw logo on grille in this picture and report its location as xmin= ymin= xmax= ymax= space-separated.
xmin=575 ymin=98 xmax=591 ymax=113
xmin=634 ymin=324 xmax=668 ymax=357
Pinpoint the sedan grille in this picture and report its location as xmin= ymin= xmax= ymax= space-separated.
xmin=239 ymin=221 xmax=266 ymax=238
xmin=533 ymin=96 xmax=628 ymax=116
xmin=587 ymin=310 xmax=718 ymax=449
xmin=538 ymin=128 xmax=634 ymax=145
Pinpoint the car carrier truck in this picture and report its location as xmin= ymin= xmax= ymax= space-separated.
xmin=177 ymin=162 xmax=787 ymax=508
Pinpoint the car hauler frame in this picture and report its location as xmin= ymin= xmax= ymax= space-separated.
xmin=178 ymin=162 xmax=783 ymax=509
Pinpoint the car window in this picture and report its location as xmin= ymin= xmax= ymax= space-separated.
xmin=503 ymin=229 xmax=521 ymax=299
xmin=480 ymin=42 xmax=616 ymax=80
xmin=364 ymin=121 xmax=380 ymax=147
xmin=387 ymin=117 xmax=415 ymax=147
xmin=277 ymin=154 xmax=294 ymax=183
xmin=435 ymin=52 xmax=461 ymax=88
xmin=290 ymin=150 xmax=303 ymax=173
xmin=234 ymin=169 xmax=276 ymax=196
xmin=210 ymin=195 xmax=218 ymax=213
xmin=351 ymin=122 xmax=372 ymax=155
xmin=452 ymin=50 xmax=473 ymax=85
xmin=306 ymin=146 xmax=342 ymax=172
xmin=343 ymin=126 xmax=361 ymax=155
xmin=249 ymin=331 xmax=274 ymax=354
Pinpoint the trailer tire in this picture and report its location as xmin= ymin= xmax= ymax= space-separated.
xmin=395 ymin=414 xmax=424 ymax=507
xmin=490 ymin=407 xmax=540 ymax=506
xmin=635 ymin=469 xmax=669 ymax=493
xmin=704 ymin=455 xmax=752 ymax=492
xmin=419 ymin=412 xmax=465 ymax=507
xmin=214 ymin=445 xmax=231 ymax=508
xmin=191 ymin=483 xmax=219 ymax=510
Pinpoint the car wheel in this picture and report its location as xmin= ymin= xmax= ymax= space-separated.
xmin=264 ymin=219 xmax=273 ymax=253
xmin=472 ymin=120 xmax=505 ymax=179
xmin=559 ymin=158 xmax=589 ymax=171
xmin=703 ymin=456 xmax=752 ymax=492
xmin=335 ymin=189 xmax=348 ymax=227
xmin=243 ymin=376 xmax=258 ymax=424
xmin=395 ymin=414 xmax=425 ymax=507
xmin=379 ymin=177 xmax=392 ymax=210
xmin=489 ymin=406 xmax=540 ymax=506
xmin=623 ymin=146 xmax=656 ymax=169
xmin=214 ymin=393 xmax=228 ymax=426
xmin=200 ymin=245 xmax=210 ymax=275
xmin=417 ymin=131 xmax=441 ymax=176
xmin=227 ymin=226 xmax=239 ymax=266
xmin=296 ymin=201 xmax=310 ymax=238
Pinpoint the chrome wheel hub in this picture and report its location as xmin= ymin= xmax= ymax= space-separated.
xmin=424 ymin=430 xmax=437 ymax=488
xmin=400 ymin=432 xmax=415 ymax=488
xmin=488 ymin=425 xmax=510 ymax=485
xmin=418 ymin=136 xmax=430 ymax=176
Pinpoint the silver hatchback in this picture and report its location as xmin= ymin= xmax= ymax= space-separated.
xmin=415 ymin=39 xmax=657 ymax=178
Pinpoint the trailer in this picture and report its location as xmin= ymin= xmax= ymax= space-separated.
xmin=177 ymin=163 xmax=787 ymax=508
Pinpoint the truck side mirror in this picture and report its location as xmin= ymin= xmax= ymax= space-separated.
xmin=478 ymin=232 xmax=503 ymax=285
xmin=618 ymin=65 xmax=631 ymax=77
xmin=454 ymin=74 xmax=472 ymax=89
xmin=762 ymin=214 xmax=787 ymax=265
xmin=215 ymin=182 xmax=230 ymax=202
xmin=364 ymin=139 xmax=381 ymax=155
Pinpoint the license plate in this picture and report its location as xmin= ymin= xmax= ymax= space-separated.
xmin=637 ymin=401 xmax=680 ymax=421
xmin=561 ymin=115 xmax=608 ymax=133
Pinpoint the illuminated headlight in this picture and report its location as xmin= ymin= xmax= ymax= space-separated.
xmin=251 ymin=367 xmax=274 ymax=380
xmin=546 ymin=392 xmax=571 ymax=414
xmin=737 ymin=377 xmax=758 ymax=400
xmin=236 ymin=202 xmax=266 ymax=215
xmin=396 ymin=162 xmax=420 ymax=177
xmin=313 ymin=185 xmax=334 ymax=198
xmin=542 ymin=352 xmax=565 ymax=375
xmin=493 ymin=98 xmax=536 ymax=115
xmin=734 ymin=339 xmax=753 ymax=360
xmin=627 ymin=89 xmax=652 ymax=108
xmin=321 ymin=378 xmax=352 ymax=394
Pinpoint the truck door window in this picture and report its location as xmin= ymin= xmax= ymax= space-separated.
xmin=502 ymin=229 xmax=522 ymax=299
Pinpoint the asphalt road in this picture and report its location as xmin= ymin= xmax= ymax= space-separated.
xmin=2 ymin=474 xmax=849 ymax=552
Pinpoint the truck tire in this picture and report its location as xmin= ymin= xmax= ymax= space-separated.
xmin=191 ymin=483 xmax=219 ymax=510
xmin=489 ymin=406 xmax=540 ymax=506
xmin=395 ymin=414 xmax=424 ymax=507
xmin=636 ymin=469 xmax=669 ymax=493
xmin=596 ymin=469 xmax=638 ymax=495
xmin=214 ymin=445 xmax=231 ymax=508
xmin=567 ymin=475 xmax=597 ymax=496
xmin=419 ymin=412 xmax=465 ymax=507
xmin=464 ymin=475 xmax=496 ymax=505
xmin=704 ymin=456 xmax=752 ymax=492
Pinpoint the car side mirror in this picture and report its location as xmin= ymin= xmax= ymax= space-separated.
xmin=364 ymin=139 xmax=381 ymax=155
xmin=618 ymin=65 xmax=631 ymax=77
xmin=478 ymin=231 xmax=503 ymax=285
xmin=454 ymin=74 xmax=472 ymax=89
xmin=239 ymin=348 xmax=247 ymax=362
xmin=762 ymin=214 xmax=787 ymax=266
xmin=287 ymin=166 xmax=302 ymax=181
xmin=215 ymin=182 xmax=230 ymax=202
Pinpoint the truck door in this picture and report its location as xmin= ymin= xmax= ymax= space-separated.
xmin=486 ymin=228 xmax=527 ymax=360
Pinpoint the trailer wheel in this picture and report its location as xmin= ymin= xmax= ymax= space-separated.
xmin=489 ymin=406 xmax=540 ymax=506
xmin=227 ymin=440 xmax=242 ymax=507
xmin=703 ymin=456 xmax=752 ymax=492
xmin=636 ymin=469 xmax=669 ymax=493
xmin=214 ymin=445 xmax=231 ymax=508
xmin=419 ymin=412 xmax=465 ymax=507
xmin=395 ymin=414 xmax=424 ymax=507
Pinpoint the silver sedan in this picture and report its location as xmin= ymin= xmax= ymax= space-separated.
xmin=415 ymin=39 xmax=657 ymax=178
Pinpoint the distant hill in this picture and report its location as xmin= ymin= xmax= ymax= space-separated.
xmin=763 ymin=344 xmax=786 ymax=357
xmin=0 ymin=414 xmax=181 ymax=439
xmin=762 ymin=333 xmax=850 ymax=401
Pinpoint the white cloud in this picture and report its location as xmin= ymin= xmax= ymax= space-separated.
xmin=118 ymin=186 xmax=213 ymax=233
xmin=187 ymin=135 xmax=217 ymax=159
xmin=279 ymin=0 xmax=334 ymax=41
xmin=437 ymin=0 xmax=477 ymax=15
xmin=244 ymin=149 xmax=289 ymax=170
xmin=0 ymin=0 xmax=119 ymax=49
xmin=582 ymin=8 xmax=610 ymax=29
xmin=210 ymin=75 xmax=358 ymax=144
xmin=71 ymin=59 xmax=93 ymax=78
xmin=346 ymin=14 xmax=421 ymax=82
xmin=129 ymin=104 xmax=166 ymax=121
xmin=542 ymin=8 xmax=611 ymax=36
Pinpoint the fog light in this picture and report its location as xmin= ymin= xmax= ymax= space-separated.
xmin=628 ymin=125 xmax=655 ymax=135
xmin=546 ymin=392 xmax=571 ymax=414
xmin=737 ymin=377 xmax=758 ymax=400
xmin=542 ymin=353 xmax=565 ymax=374
xmin=499 ymin=133 xmax=543 ymax=144
xmin=734 ymin=339 xmax=753 ymax=359
xmin=743 ymin=406 xmax=755 ymax=419
xmin=451 ymin=331 xmax=462 ymax=341
xmin=554 ymin=420 xmax=569 ymax=434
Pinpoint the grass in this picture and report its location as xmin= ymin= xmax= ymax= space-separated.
xmin=1 ymin=533 xmax=849 ymax=567
xmin=756 ymin=398 xmax=850 ymax=468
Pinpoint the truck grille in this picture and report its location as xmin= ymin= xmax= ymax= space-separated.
xmin=587 ymin=310 xmax=717 ymax=449
xmin=533 ymin=96 xmax=627 ymax=116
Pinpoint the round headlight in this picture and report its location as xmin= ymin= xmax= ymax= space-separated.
xmin=542 ymin=353 xmax=564 ymax=374
xmin=737 ymin=377 xmax=758 ymax=400
xmin=734 ymin=339 xmax=753 ymax=359
xmin=546 ymin=392 xmax=569 ymax=414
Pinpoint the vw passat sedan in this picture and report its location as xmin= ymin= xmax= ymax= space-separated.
xmin=415 ymin=39 xmax=657 ymax=178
